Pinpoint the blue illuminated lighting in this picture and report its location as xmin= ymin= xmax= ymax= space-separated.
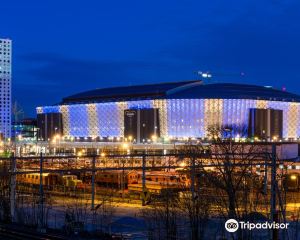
xmin=222 ymin=99 xmax=255 ymax=137
xmin=38 ymin=98 xmax=300 ymax=140
xmin=167 ymin=99 xmax=204 ymax=137
xmin=41 ymin=106 xmax=60 ymax=114
xmin=97 ymin=103 xmax=120 ymax=137
xmin=68 ymin=105 xmax=89 ymax=137
xmin=127 ymin=100 xmax=152 ymax=109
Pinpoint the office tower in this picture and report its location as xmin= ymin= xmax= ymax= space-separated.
xmin=0 ymin=38 xmax=11 ymax=138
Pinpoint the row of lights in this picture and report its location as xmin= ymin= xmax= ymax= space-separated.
xmin=54 ymin=135 xmax=299 ymax=143
xmin=55 ymin=134 xmax=161 ymax=143
xmin=22 ymin=131 xmax=300 ymax=144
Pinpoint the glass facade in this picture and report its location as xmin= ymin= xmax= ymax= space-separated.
xmin=37 ymin=98 xmax=300 ymax=139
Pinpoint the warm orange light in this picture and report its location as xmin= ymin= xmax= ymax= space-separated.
xmin=291 ymin=175 xmax=297 ymax=181
xmin=122 ymin=143 xmax=129 ymax=149
xmin=151 ymin=135 xmax=157 ymax=141
xmin=179 ymin=162 xmax=186 ymax=167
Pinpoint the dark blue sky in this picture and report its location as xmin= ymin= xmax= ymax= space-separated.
xmin=1 ymin=0 xmax=300 ymax=116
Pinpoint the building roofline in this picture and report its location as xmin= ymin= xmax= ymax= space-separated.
xmin=55 ymin=81 xmax=300 ymax=105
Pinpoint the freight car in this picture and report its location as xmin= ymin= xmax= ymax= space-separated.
xmin=128 ymin=182 xmax=182 ymax=195
xmin=95 ymin=170 xmax=137 ymax=188
xmin=134 ymin=171 xmax=189 ymax=186
xmin=62 ymin=175 xmax=83 ymax=187
xmin=17 ymin=173 xmax=61 ymax=185
xmin=95 ymin=170 xmax=189 ymax=188
xmin=128 ymin=171 xmax=189 ymax=196
xmin=17 ymin=173 xmax=83 ymax=188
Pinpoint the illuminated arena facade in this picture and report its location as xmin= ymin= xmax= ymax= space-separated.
xmin=36 ymin=80 xmax=300 ymax=141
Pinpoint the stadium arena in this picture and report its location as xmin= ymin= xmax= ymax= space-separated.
xmin=36 ymin=80 xmax=300 ymax=142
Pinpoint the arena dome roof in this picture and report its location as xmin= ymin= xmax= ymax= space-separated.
xmin=61 ymin=80 xmax=300 ymax=104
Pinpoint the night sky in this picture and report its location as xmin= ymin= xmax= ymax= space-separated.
xmin=1 ymin=0 xmax=300 ymax=116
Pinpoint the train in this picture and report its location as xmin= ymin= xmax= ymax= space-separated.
xmin=128 ymin=183 xmax=182 ymax=195
xmin=17 ymin=170 xmax=190 ymax=195
xmin=95 ymin=170 xmax=137 ymax=188
xmin=128 ymin=171 xmax=189 ymax=195
xmin=94 ymin=170 xmax=189 ymax=195
xmin=17 ymin=173 xmax=83 ymax=188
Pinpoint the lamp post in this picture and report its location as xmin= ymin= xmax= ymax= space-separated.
xmin=224 ymin=127 xmax=233 ymax=151
xmin=17 ymin=134 xmax=23 ymax=157
xmin=35 ymin=127 xmax=40 ymax=155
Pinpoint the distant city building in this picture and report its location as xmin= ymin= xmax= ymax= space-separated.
xmin=0 ymin=38 xmax=11 ymax=138
xmin=37 ymin=80 xmax=300 ymax=142
xmin=12 ymin=118 xmax=37 ymax=141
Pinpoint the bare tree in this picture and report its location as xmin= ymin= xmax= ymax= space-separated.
xmin=0 ymin=161 xmax=10 ymax=222
xmin=178 ymin=189 xmax=210 ymax=240
xmin=178 ymin=143 xmax=211 ymax=240
xmin=64 ymin=200 xmax=88 ymax=235
xmin=141 ymin=189 xmax=181 ymax=240
xmin=94 ymin=189 xmax=115 ymax=234
xmin=201 ymin=125 xmax=266 ymax=220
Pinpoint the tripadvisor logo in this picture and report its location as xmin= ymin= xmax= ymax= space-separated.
xmin=225 ymin=219 xmax=289 ymax=232
xmin=225 ymin=219 xmax=239 ymax=232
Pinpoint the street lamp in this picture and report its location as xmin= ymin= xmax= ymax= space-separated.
xmin=122 ymin=143 xmax=129 ymax=150
xmin=291 ymin=175 xmax=297 ymax=181
xmin=179 ymin=161 xmax=186 ymax=168
xmin=290 ymin=175 xmax=298 ymax=189
xmin=224 ymin=127 xmax=233 ymax=151
xmin=151 ymin=135 xmax=157 ymax=143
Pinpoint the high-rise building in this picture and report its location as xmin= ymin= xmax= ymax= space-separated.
xmin=0 ymin=38 xmax=11 ymax=138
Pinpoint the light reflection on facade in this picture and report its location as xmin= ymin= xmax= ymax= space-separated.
xmin=37 ymin=99 xmax=300 ymax=139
